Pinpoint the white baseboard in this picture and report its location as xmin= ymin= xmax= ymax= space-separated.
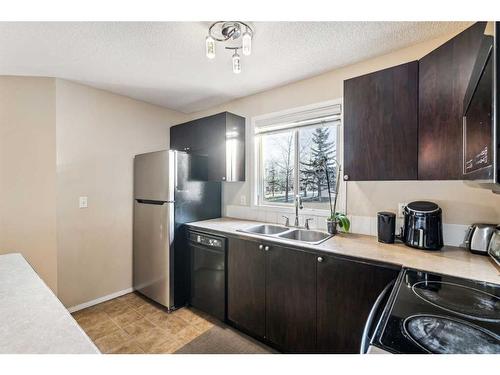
xmin=67 ymin=287 xmax=134 ymax=313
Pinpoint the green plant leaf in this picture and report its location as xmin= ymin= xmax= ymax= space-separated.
xmin=342 ymin=217 xmax=350 ymax=232
xmin=330 ymin=212 xmax=350 ymax=232
xmin=337 ymin=215 xmax=350 ymax=232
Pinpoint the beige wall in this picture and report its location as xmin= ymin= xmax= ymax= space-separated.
xmin=0 ymin=76 xmax=58 ymax=291
xmin=187 ymin=27 xmax=500 ymax=225
xmin=55 ymin=79 xmax=186 ymax=307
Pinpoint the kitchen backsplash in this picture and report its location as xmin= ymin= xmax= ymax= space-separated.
xmin=224 ymin=204 xmax=469 ymax=247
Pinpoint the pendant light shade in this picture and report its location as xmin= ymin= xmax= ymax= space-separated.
xmin=232 ymin=50 xmax=241 ymax=74
xmin=242 ymin=29 xmax=252 ymax=56
xmin=205 ymin=35 xmax=216 ymax=59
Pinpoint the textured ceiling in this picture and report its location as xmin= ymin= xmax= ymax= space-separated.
xmin=0 ymin=22 xmax=472 ymax=113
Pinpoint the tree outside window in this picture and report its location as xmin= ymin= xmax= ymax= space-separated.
xmin=262 ymin=131 xmax=295 ymax=204
xmin=260 ymin=124 xmax=337 ymax=209
xmin=299 ymin=126 xmax=337 ymax=209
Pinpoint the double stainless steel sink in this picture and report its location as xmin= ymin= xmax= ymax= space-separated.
xmin=238 ymin=224 xmax=331 ymax=245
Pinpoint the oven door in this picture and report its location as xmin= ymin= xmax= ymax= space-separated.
xmin=360 ymin=280 xmax=396 ymax=354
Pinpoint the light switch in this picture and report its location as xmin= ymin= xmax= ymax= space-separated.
xmin=79 ymin=196 xmax=88 ymax=209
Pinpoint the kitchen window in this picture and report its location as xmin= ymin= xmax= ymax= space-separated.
xmin=253 ymin=101 xmax=344 ymax=211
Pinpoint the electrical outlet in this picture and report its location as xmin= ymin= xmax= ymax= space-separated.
xmin=240 ymin=195 xmax=247 ymax=205
xmin=79 ymin=196 xmax=88 ymax=209
xmin=398 ymin=202 xmax=406 ymax=218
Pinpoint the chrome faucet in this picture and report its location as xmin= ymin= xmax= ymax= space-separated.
xmin=304 ymin=218 xmax=313 ymax=230
xmin=294 ymin=195 xmax=303 ymax=227
xmin=282 ymin=215 xmax=290 ymax=227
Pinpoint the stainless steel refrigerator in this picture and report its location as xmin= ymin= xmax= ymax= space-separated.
xmin=133 ymin=150 xmax=221 ymax=309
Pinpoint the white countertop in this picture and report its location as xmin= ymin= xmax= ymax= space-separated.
xmin=187 ymin=217 xmax=500 ymax=285
xmin=0 ymin=253 xmax=99 ymax=354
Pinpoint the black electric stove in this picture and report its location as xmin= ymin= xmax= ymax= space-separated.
xmin=371 ymin=269 xmax=500 ymax=354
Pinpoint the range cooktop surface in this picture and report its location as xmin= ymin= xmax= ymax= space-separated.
xmin=372 ymin=269 xmax=500 ymax=354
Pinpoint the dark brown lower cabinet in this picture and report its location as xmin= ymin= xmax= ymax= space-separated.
xmin=226 ymin=234 xmax=401 ymax=353
xmin=227 ymin=237 xmax=266 ymax=337
xmin=316 ymin=255 xmax=400 ymax=353
xmin=266 ymin=245 xmax=317 ymax=353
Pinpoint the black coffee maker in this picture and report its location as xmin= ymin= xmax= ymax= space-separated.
xmin=377 ymin=212 xmax=396 ymax=243
xmin=402 ymin=201 xmax=443 ymax=250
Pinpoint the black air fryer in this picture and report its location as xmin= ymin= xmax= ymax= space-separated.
xmin=402 ymin=201 xmax=443 ymax=250
xmin=377 ymin=212 xmax=396 ymax=243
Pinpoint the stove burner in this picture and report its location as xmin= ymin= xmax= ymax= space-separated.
xmin=412 ymin=281 xmax=500 ymax=321
xmin=404 ymin=315 xmax=500 ymax=354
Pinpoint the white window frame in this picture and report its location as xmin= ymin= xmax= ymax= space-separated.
xmin=250 ymin=99 xmax=346 ymax=216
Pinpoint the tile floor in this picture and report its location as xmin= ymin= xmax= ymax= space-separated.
xmin=72 ymin=292 xmax=216 ymax=354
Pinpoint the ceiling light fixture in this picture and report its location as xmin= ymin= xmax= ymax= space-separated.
xmin=205 ymin=21 xmax=254 ymax=73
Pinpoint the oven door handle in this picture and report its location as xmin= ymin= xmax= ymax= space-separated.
xmin=360 ymin=280 xmax=395 ymax=354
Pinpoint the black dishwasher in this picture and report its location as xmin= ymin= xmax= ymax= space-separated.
xmin=188 ymin=231 xmax=226 ymax=321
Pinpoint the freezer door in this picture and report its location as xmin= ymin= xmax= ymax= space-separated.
xmin=133 ymin=200 xmax=174 ymax=308
xmin=134 ymin=150 xmax=170 ymax=201
xmin=174 ymin=151 xmax=221 ymax=223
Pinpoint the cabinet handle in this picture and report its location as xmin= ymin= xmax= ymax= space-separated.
xmin=317 ymin=256 xmax=324 ymax=263
xmin=343 ymin=174 xmax=349 ymax=181
xmin=258 ymin=244 xmax=264 ymax=250
xmin=264 ymin=246 xmax=270 ymax=251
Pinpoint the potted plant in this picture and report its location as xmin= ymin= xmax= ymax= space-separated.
xmin=315 ymin=156 xmax=350 ymax=235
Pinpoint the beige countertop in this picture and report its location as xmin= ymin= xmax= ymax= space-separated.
xmin=0 ymin=253 xmax=99 ymax=354
xmin=187 ymin=217 xmax=500 ymax=285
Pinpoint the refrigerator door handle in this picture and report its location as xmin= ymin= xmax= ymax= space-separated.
xmin=136 ymin=199 xmax=165 ymax=205
xmin=171 ymin=150 xmax=178 ymax=192
xmin=135 ymin=199 xmax=175 ymax=204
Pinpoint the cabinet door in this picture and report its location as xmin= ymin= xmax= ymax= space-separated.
xmin=170 ymin=118 xmax=208 ymax=154
xmin=198 ymin=113 xmax=227 ymax=181
xmin=418 ymin=22 xmax=486 ymax=179
xmin=225 ymin=112 xmax=246 ymax=182
xmin=266 ymin=245 xmax=316 ymax=353
xmin=344 ymin=61 xmax=418 ymax=180
xmin=170 ymin=122 xmax=191 ymax=152
xmin=227 ymin=237 xmax=266 ymax=337
xmin=170 ymin=112 xmax=246 ymax=182
xmin=316 ymin=255 xmax=400 ymax=353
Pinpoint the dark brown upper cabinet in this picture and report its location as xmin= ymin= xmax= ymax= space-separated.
xmin=170 ymin=112 xmax=246 ymax=182
xmin=418 ymin=22 xmax=486 ymax=180
xmin=344 ymin=61 xmax=419 ymax=181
